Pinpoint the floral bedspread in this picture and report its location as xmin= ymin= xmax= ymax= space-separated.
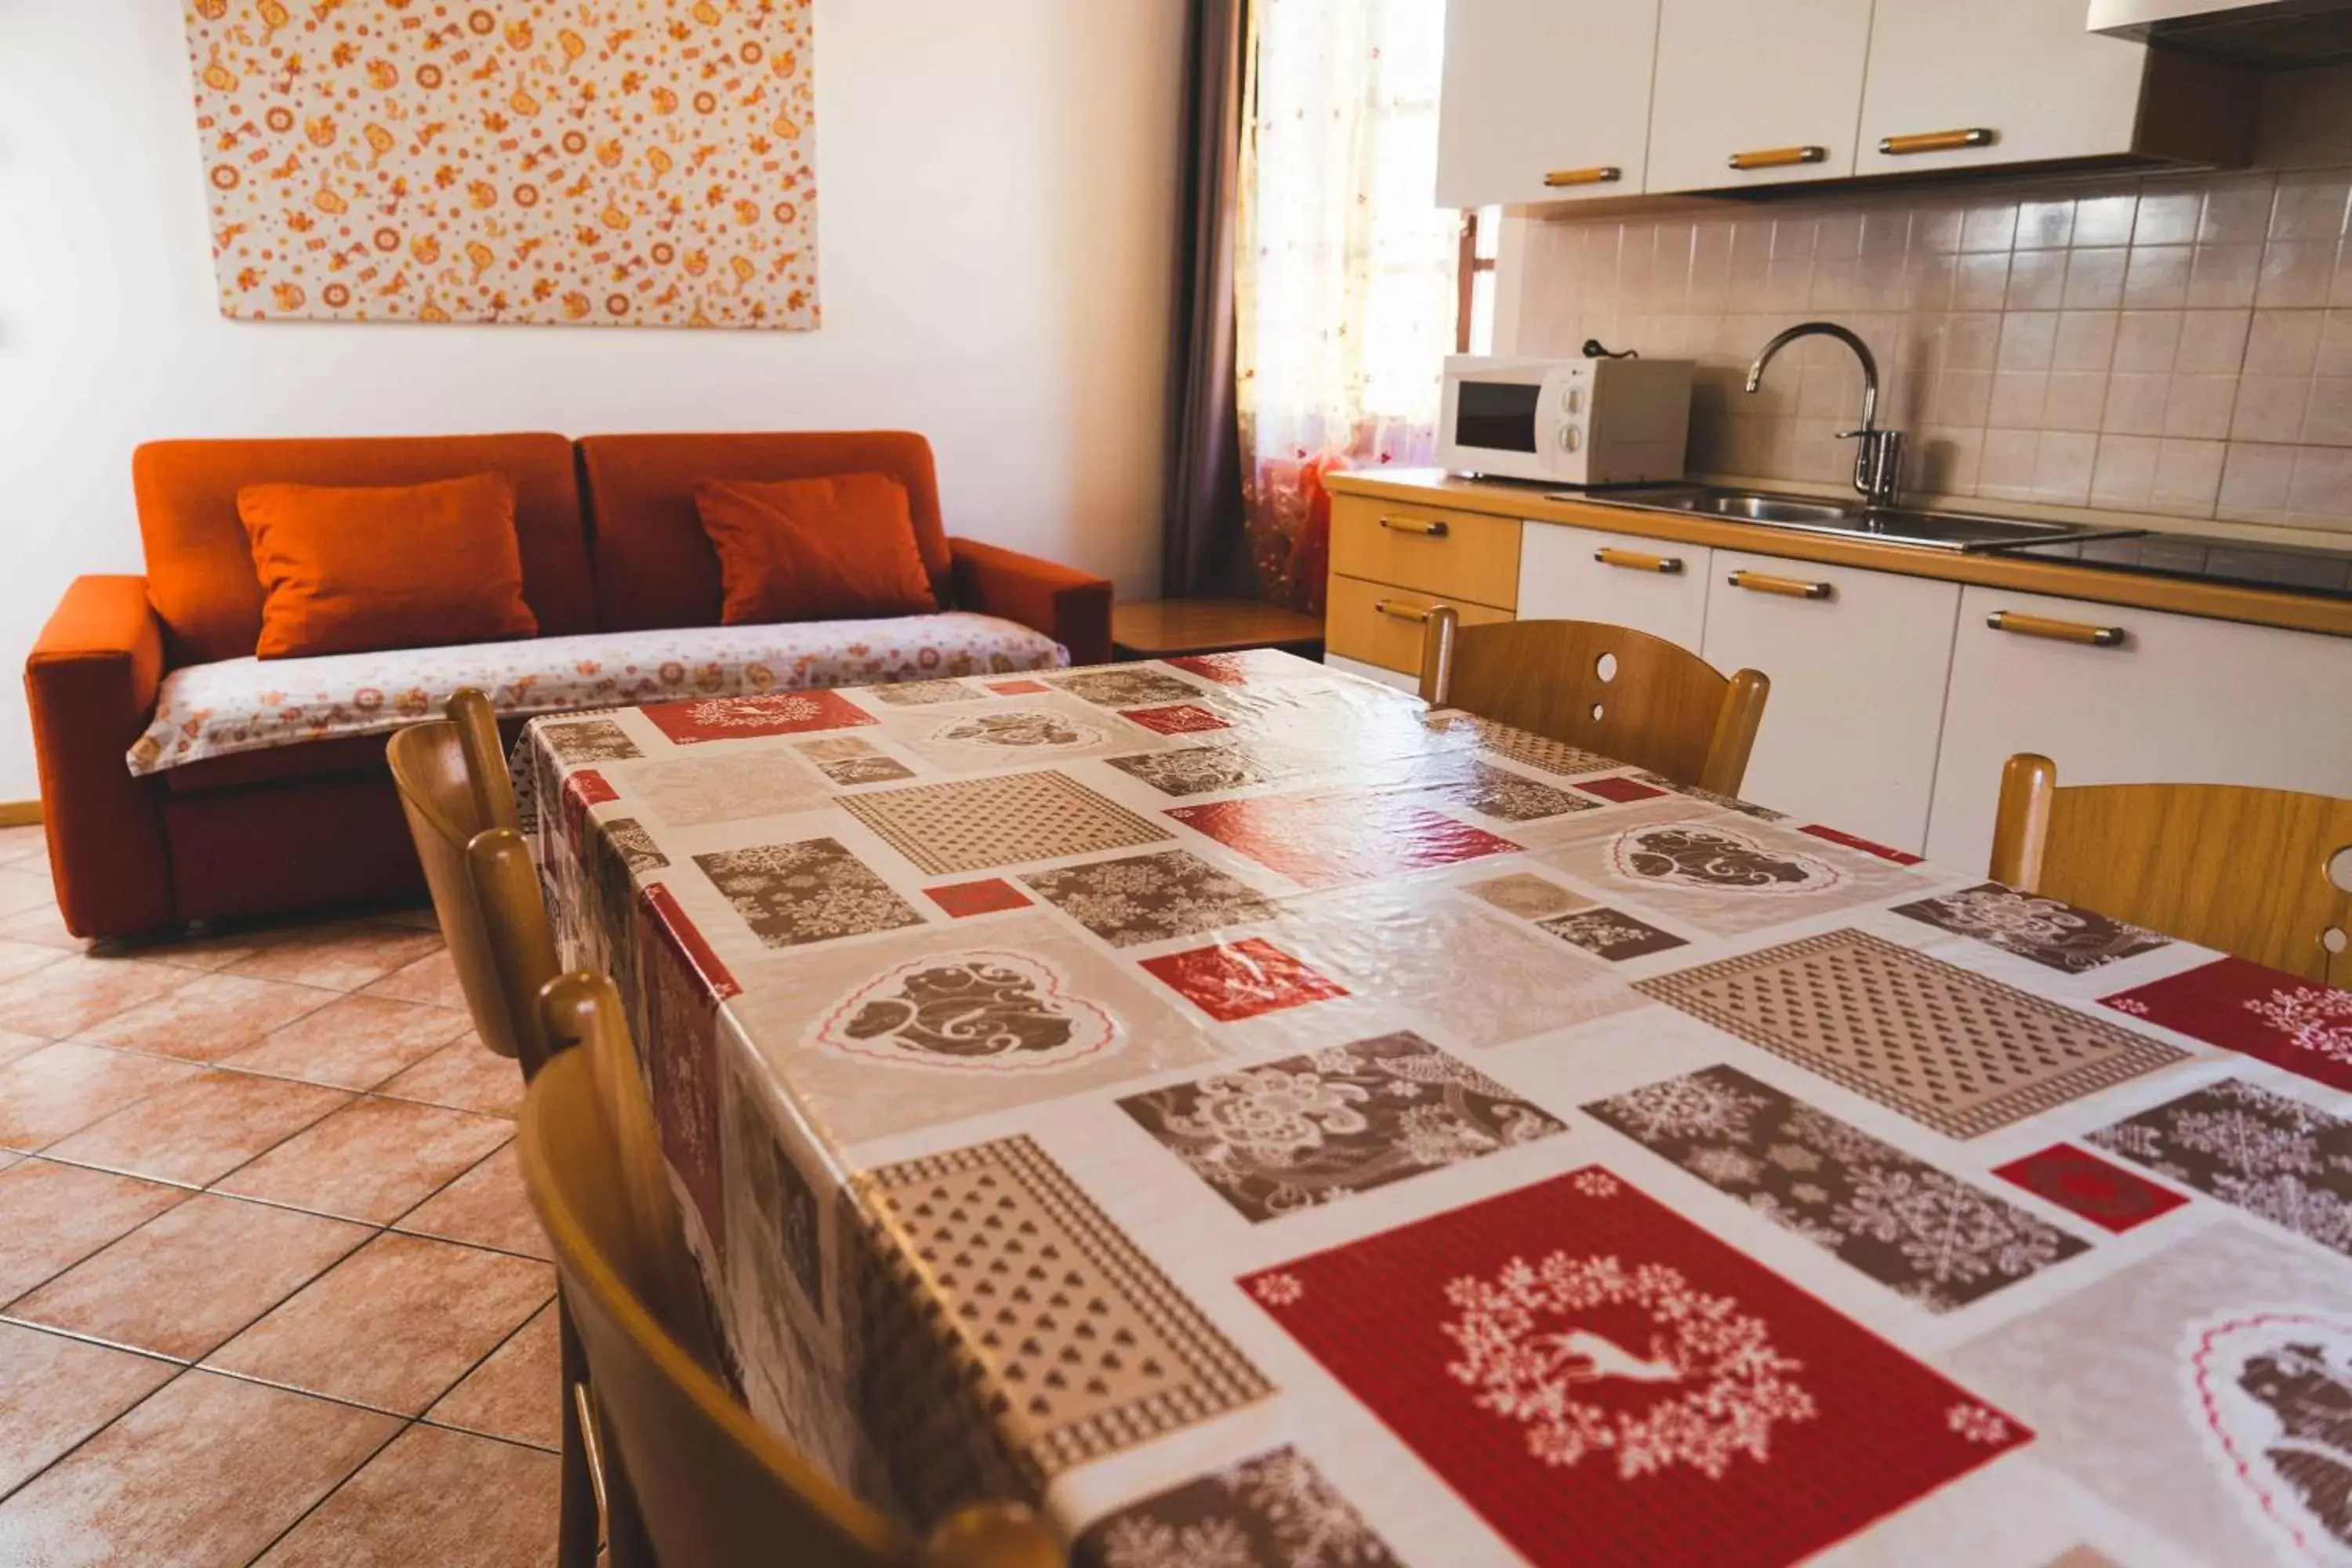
xmin=126 ymin=612 xmax=1067 ymax=775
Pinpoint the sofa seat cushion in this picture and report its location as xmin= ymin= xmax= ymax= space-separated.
xmin=128 ymin=612 xmax=1068 ymax=776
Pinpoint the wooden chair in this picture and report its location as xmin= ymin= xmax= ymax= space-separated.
xmin=388 ymin=724 xmax=582 ymax=1559
xmin=1419 ymin=607 xmax=1771 ymax=795
xmin=1991 ymin=753 xmax=2352 ymax=986
xmin=520 ymin=973 xmax=1065 ymax=1568
xmin=387 ymin=719 xmax=539 ymax=1065
xmin=448 ymin=685 xmax=521 ymax=832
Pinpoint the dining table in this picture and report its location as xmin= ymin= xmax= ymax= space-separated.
xmin=520 ymin=647 xmax=2352 ymax=1568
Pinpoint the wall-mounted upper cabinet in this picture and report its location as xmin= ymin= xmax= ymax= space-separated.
xmin=1858 ymin=0 xmax=2175 ymax=176
xmin=1436 ymin=0 xmax=1661 ymax=209
xmin=1644 ymin=0 xmax=1875 ymax=195
xmin=1434 ymin=0 xmax=2257 ymax=210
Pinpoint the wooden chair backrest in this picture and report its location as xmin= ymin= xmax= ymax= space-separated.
xmin=448 ymin=686 xmax=521 ymax=832
xmin=1991 ymin=753 xmax=2352 ymax=986
xmin=387 ymin=720 xmax=528 ymax=1063
xmin=1419 ymin=608 xmax=1771 ymax=795
xmin=466 ymin=829 xmax=564 ymax=1080
xmin=519 ymin=975 xmax=1063 ymax=1568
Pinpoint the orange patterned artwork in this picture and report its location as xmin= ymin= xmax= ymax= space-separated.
xmin=182 ymin=0 xmax=818 ymax=329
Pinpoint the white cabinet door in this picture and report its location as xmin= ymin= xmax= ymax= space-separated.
xmin=1701 ymin=550 xmax=1960 ymax=851
xmin=1926 ymin=586 xmax=2352 ymax=869
xmin=1856 ymin=0 xmax=2149 ymax=177
xmin=1645 ymin=0 xmax=1872 ymax=194
xmin=1436 ymin=0 xmax=1660 ymax=209
xmin=1518 ymin=522 xmax=1713 ymax=651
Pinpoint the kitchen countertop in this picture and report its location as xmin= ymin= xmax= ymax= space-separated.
xmin=1326 ymin=470 xmax=2352 ymax=638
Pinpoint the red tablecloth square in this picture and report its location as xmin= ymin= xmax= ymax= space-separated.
xmin=1168 ymin=791 xmax=1519 ymax=889
xmin=924 ymin=878 xmax=1033 ymax=918
xmin=1123 ymin=702 xmax=1232 ymax=735
xmin=639 ymin=688 xmax=877 ymax=745
xmin=2101 ymin=956 xmax=2352 ymax=1091
xmin=1140 ymin=937 xmax=1348 ymax=1022
xmin=1991 ymin=1143 xmax=2190 ymax=1234
xmin=1240 ymin=1166 xmax=2027 ymax=1566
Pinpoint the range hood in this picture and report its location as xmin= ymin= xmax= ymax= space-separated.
xmin=2089 ymin=0 xmax=2352 ymax=67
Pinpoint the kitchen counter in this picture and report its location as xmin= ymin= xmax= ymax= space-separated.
xmin=1325 ymin=470 xmax=2352 ymax=639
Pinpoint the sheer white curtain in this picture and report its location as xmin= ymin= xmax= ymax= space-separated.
xmin=1236 ymin=0 xmax=1457 ymax=611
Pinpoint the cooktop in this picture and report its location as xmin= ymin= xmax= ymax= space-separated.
xmin=2001 ymin=531 xmax=2352 ymax=600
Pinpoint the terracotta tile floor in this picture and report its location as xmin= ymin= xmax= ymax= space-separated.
xmin=0 ymin=826 xmax=562 ymax=1566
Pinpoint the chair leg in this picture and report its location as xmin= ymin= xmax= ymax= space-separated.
xmin=557 ymin=1298 xmax=600 ymax=1568
xmin=603 ymin=1423 xmax=659 ymax=1568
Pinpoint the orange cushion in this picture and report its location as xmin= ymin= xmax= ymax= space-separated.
xmin=133 ymin=434 xmax=589 ymax=666
xmin=237 ymin=474 xmax=539 ymax=659
xmin=692 ymin=474 xmax=940 ymax=624
xmin=577 ymin=432 xmax=950 ymax=631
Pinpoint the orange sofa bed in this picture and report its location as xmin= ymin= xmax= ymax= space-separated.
xmin=25 ymin=431 xmax=1112 ymax=941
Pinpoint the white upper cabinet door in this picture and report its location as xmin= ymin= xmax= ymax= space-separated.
xmin=1700 ymin=550 xmax=1961 ymax=853
xmin=1436 ymin=0 xmax=1661 ymax=209
xmin=1856 ymin=0 xmax=2150 ymax=176
xmin=1517 ymin=522 xmax=1713 ymax=652
xmin=1645 ymin=0 xmax=1872 ymax=194
xmin=1924 ymin=586 xmax=2352 ymax=869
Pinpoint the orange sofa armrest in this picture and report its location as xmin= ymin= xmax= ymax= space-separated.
xmin=24 ymin=575 xmax=175 ymax=938
xmin=947 ymin=538 xmax=1112 ymax=666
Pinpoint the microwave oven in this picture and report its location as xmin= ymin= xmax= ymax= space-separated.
xmin=1438 ymin=354 xmax=1693 ymax=485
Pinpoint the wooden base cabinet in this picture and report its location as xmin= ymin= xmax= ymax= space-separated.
xmin=1924 ymin=586 xmax=2352 ymax=869
xmin=1700 ymin=550 xmax=1960 ymax=852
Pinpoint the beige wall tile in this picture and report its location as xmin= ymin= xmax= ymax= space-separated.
xmin=2219 ymin=441 xmax=2298 ymax=521
xmin=2091 ymin=435 xmax=2159 ymax=507
xmin=2123 ymin=245 xmax=2192 ymax=310
xmin=2305 ymin=376 xmax=2352 ymax=445
xmin=1505 ymin=162 xmax=2352 ymax=522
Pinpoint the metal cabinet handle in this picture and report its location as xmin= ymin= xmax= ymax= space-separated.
xmin=1374 ymin=600 xmax=1434 ymax=623
xmin=1377 ymin=516 xmax=1450 ymax=539
xmin=1595 ymin=547 xmax=1683 ymax=575
xmin=1727 ymin=569 xmax=1832 ymax=601
xmin=1986 ymin=610 xmax=2125 ymax=648
xmin=1727 ymin=145 xmax=1827 ymax=171
xmin=1541 ymin=165 xmax=1622 ymax=188
xmin=1879 ymin=128 xmax=1994 ymax=156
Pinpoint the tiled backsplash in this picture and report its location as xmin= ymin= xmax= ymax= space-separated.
xmin=1508 ymin=165 xmax=2352 ymax=532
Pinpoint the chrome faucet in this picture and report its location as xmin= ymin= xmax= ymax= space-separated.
xmin=1744 ymin=321 xmax=1904 ymax=510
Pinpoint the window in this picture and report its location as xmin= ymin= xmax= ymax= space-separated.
xmin=1456 ymin=205 xmax=1500 ymax=355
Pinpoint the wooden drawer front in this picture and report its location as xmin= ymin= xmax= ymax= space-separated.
xmin=1326 ymin=576 xmax=1512 ymax=677
xmin=1330 ymin=496 xmax=1520 ymax=610
xmin=1925 ymin=586 xmax=2352 ymax=867
xmin=1517 ymin=523 xmax=1714 ymax=650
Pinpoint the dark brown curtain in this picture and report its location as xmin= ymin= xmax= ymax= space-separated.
xmin=1159 ymin=0 xmax=1250 ymax=599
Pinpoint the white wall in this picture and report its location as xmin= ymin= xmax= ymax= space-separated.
xmin=0 ymin=0 xmax=1185 ymax=800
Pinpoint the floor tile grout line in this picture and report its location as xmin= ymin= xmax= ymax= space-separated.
xmin=0 ymin=1202 xmax=379 ymax=1365
xmin=60 ymin=983 xmax=471 ymax=1073
xmin=0 ymin=1357 xmax=212 ymax=1512
xmin=234 ymin=1415 xmax=416 ymax=1566
xmin=194 ymin=1277 xmax=559 ymax=1421
xmin=238 ymin=1411 xmax=566 ymax=1568
xmin=2 ymin=1123 xmax=539 ymax=1349
xmin=2 ymin=1114 xmax=534 ymax=1318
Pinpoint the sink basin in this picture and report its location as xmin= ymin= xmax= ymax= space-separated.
xmin=1545 ymin=485 xmax=2146 ymax=554
xmin=1661 ymin=494 xmax=1853 ymax=525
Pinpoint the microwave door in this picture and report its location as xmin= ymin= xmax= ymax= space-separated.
xmin=1454 ymin=381 xmax=1541 ymax=454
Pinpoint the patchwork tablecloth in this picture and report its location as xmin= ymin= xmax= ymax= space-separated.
xmin=523 ymin=649 xmax=2352 ymax=1568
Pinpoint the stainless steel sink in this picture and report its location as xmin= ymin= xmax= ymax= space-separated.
xmin=1658 ymin=493 xmax=1855 ymax=526
xmin=1546 ymin=485 xmax=2147 ymax=554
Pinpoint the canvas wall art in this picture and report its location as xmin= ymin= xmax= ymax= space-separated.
xmin=183 ymin=0 xmax=818 ymax=329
